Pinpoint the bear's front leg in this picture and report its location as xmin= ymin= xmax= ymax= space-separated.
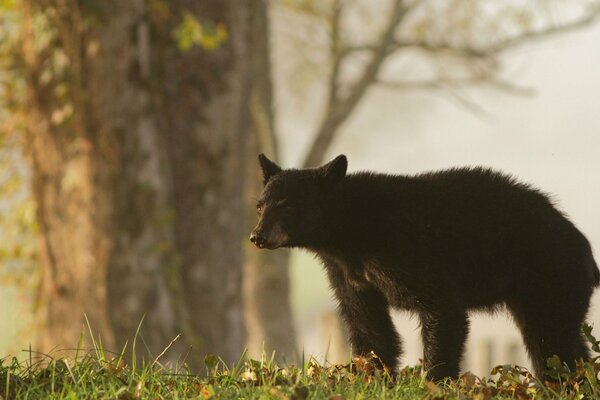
xmin=334 ymin=281 xmax=402 ymax=371
xmin=420 ymin=309 xmax=469 ymax=381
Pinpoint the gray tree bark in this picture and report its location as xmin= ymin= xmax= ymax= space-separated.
xmin=22 ymin=0 xmax=251 ymax=368
xmin=155 ymin=0 xmax=250 ymax=367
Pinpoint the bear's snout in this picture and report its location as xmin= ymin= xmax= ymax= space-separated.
xmin=250 ymin=231 xmax=267 ymax=248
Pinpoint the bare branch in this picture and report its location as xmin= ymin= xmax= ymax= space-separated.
xmin=377 ymin=77 xmax=488 ymax=115
xmin=474 ymin=3 xmax=600 ymax=55
xmin=484 ymin=78 xmax=535 ymax=96
xmin=345 ymin=4 xmax=600 ymax=60
xmin=376 ymin=74 xmax=540 ymax=117
xmin=328 ymin=0 xmax=343 ymax=106
xmin=303 ymin=0 xmax=413 ymax=167
xmin=441 ymin=88 xmax=488 ymax=116
xmin=376 ymin=76 xmax=535 ymax=96
xmin=375 ymin=78 xmax=441 ymax=91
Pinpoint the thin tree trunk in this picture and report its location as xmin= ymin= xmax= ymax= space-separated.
xmin=22 ymin=0 xmax=251 ymax=368
xmin=243 ymin=0 xmax=297 ymax=363
xmin=93 ymin=0 xmax=183 ymax=361
xmin=152 ymin=0 xmax=250 ymax=366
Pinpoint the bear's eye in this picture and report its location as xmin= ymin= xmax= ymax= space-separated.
xmin=256 ymin=205 xmax=263 ymax=215
xmin=281 ymin=204 xmax=296 ymax=214
xmin=276 ymin=200 xmax=292 ymax=209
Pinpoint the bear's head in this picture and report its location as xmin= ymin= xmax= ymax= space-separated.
xmin=250 ymin=154 xmax=347 ymax=249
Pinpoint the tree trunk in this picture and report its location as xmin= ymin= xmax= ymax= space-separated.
xmin=22 ymin=0 xmax=119 ymax=353
xmin=22 ymin=0 xmax=251 ymax=368
xmin=243 ymin=0 xmax=297 ymax=363
xmin=158 ymin=1 xmax=250 ymax=366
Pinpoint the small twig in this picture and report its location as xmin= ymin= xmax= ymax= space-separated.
xmin=152 ymin=333 xmax=181 ymax=367
xmin=376 ymin=76 xmax=535 ymax=96
xmin=485 ymin=78 xmax=535 ymax=96
xmin=375 ymin=78 xmax=441 ymax=90
xmin=375 ymin=77 xmax=488 ymax=115
xmin=440 ymin=87 xmax=488 ymax=116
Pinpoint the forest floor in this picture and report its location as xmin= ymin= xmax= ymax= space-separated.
xmin=1 ymin=327 xmax=600 ymax=399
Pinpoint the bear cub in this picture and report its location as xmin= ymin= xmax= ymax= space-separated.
xmin=250 ymin=154 xmax=599 ymax=380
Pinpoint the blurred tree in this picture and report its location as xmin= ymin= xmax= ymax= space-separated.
xmin=17 ymin=0 xmax=253 ymax=367
xmin=243 ymin=0 xmax=297 ymax=362
xmin=0 ymin=0 xmax=38 ymax=353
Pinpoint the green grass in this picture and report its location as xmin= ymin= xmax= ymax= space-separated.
xmin=2 ymin=326 xmax=600 ymax=399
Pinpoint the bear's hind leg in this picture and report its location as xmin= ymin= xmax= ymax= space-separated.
xmin=508 ymin=300 xmax=591 ymax=379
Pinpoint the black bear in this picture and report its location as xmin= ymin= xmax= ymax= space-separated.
xmin=250 ymin=153 xmax=599 ymax=381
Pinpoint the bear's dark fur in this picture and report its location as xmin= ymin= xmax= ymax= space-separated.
xmin=250 ymin=154 xmax=599 ymax=380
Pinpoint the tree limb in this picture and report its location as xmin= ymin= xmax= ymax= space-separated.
xmin=328 ymin=0 xmax=343 ymax=106
xmin=471 ymin=3 xmax=600 ymax=56
xmin=376 ymin=75 xmax=536 ymax=116
xmin=345 ymin=3 xmax=600 ymax=60
xmin=378 ymin=78 xmax=488 ymax=115
xmin=376 ymin=76 xmax=535 ymax=96
xmin=303 ymin=0 xmax=412 ymax=167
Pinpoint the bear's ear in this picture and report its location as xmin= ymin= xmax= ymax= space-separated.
xmin=318 ymin=154 xmax=347 ymax=186
xmin=258 ymin=153 xmax=282 ymax=185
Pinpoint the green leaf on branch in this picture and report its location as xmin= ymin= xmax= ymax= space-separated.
xmin=172 ymin=11 xmax=228 ymax=52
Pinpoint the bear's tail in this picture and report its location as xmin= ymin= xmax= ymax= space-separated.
xmin=590 ymin=253 xmax=600 ymax=287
